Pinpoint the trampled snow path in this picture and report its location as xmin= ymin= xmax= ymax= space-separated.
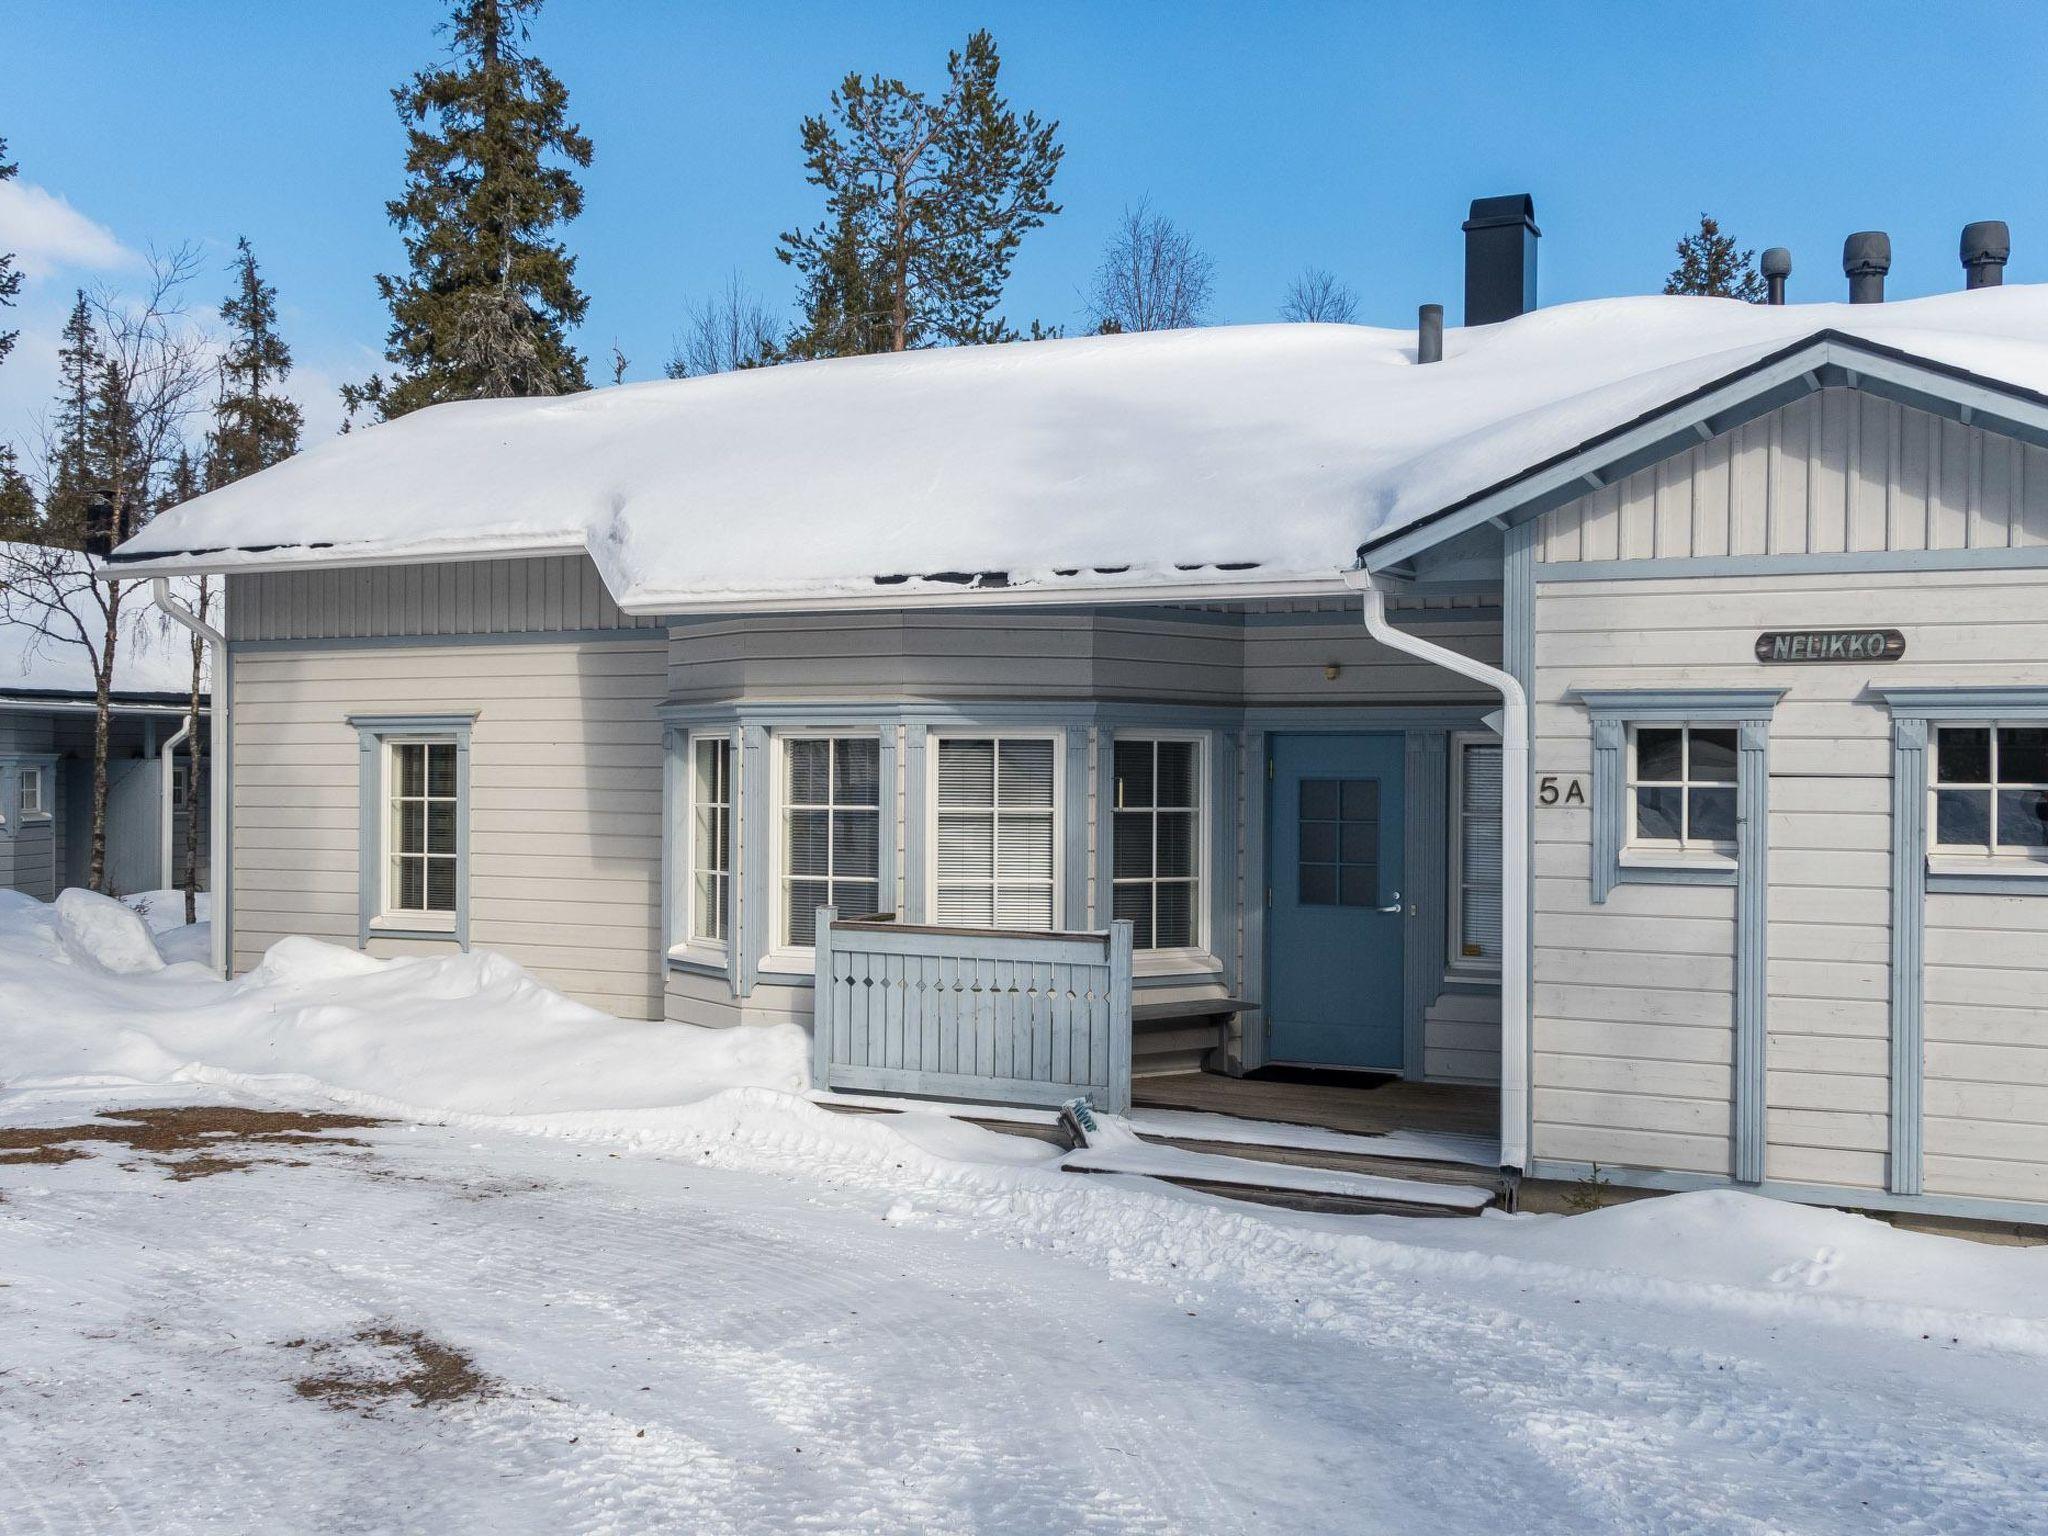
xmin=4 ymin=1091 xmax=2046 ymax=1536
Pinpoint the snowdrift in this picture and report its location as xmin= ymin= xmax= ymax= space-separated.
xmin=2 ymin=888 xmax=2042 ymax=1346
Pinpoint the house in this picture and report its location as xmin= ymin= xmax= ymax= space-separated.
xmin=1 ymin=543 xmax=210 ymax=899
xmin=108 ymin=200 xmax=2048 ymax=1228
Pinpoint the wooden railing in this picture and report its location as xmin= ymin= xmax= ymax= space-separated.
xmin=811 ymin=909 xmax=1135 ymax=1112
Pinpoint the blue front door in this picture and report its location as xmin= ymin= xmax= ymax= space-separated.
xmin=1265 ymin=733 xmax=1407 ymax=1071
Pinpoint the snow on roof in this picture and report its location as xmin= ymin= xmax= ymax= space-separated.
xmin=110 ymin=286 xmax=2048 ymax=610
xmin=1 ymin=543 xmax=205 ymax=700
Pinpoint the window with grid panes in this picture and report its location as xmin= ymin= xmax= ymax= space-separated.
xmin=781 ymin=736 xmax=881 ymax=946
xmin=387 ymin=739 xmax=458 ymax=915
xmin=934 ymin=737 xmax=1057 ymax=930
xmin=1111 ymin=738 xmax=1200 ymax=949
xmin=690 ymin=736 xmax=732 ymax=943
xmin=1933 ymin=724 xmax=2048 ymax=856
xmin=1628 ymin=725 xmax=1737 ymax=852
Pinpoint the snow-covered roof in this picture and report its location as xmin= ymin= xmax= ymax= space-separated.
xmin=1 ymin=543 xmax=207 ymax=702
xmin=107 ymin=286 xmax=2048 ymax=611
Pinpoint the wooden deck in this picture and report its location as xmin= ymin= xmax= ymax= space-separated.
xmin=1133 ymin=1070 xmax=1499 ymax=1142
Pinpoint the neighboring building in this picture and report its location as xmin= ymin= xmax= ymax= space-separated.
xmin=109 ymin=202 xmax=2048 ymax=1227
xmin=1 ymin=544 xmax=210 ymax=899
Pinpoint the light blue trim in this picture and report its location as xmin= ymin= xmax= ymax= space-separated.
xmin=1876 ymin=686 xmax=2048 ymax=1196
xmin=1888 ymin=715 xmax=1928 ymax=1196
xmin=234 ymin=627 xmax=660 ymax=655
xmin=1535 ymin=545 xmax=2048 ymax=583
xmin=1578 ymin=688 xmax=1779 ymax=1185
xmin=1525 ymin=1159 xmax=2048 ymax=1231
xmin=1874 ymin=686 xmax=2048 ymax=718
xmin=1733 ymin=718 xmax=1771 ymax=1186
xmin=902 ymin=725 xmax=930 ymax=923
xmin=1402 ymin=731 xmax=1449 ymax=1081
xmin=660 ymin=725 xmax=680 ymax=962
xmin=1926 ymin=870 xmax=2048 ymax=895
xmin=1239 ymin=729 xmax=1269 ymax=1069
xmin=0 ymin=754 xmax=60 ymax=843
xmin=736 ymin=724 xmax=770 ymax=998
xmin=1213 ymin=728 xmax=1241 ymax=995
xmin=351 ymin=714 xmax=472 ymax=951
xmin=1067 ymin=726 xmax=1095 ymax=927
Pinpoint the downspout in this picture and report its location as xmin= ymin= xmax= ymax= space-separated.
xmin=1344 ymin=569 xmax=1530 ymax=1174
xmin=158 ymin=716 xmax=191 ymax=891
xmin=150 ymin=578 xmax=227 ymax=976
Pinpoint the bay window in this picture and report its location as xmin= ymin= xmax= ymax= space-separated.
xmin=933 ymin=736 xmax=1058 ymax=929
xmin=1110 ymin=737 xmax=1200 ymax=950
xmin=689 ymin=735 xmax=733 ymax=944
xmin=781 ymin=735 xmax=881 ymax=946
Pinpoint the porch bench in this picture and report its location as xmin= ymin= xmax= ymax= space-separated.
xmin=1131 ymin=997 xmax=1259 ymax=1077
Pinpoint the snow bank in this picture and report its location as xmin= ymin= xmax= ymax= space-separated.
xmin=110 ymin=286 xmax=2048 ymax=608
xmin=1 ymin=890 xmax=2041 ymax=1348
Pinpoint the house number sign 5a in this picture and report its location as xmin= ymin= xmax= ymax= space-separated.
xmin=1754 ymin=629 xmax=1906 ymax=664
xmin=1536 ymin=774 xmax=1588 ymax=808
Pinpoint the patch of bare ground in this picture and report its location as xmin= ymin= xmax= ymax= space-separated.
xmin=0 ymin=1107 xmax=380 ymax=1180
xmin=285 ymin=1327 xmax=499 ymax=1415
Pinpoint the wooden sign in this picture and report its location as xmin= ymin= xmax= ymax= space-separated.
xmin=1754 ymin=629 xmax=1905 ymax=664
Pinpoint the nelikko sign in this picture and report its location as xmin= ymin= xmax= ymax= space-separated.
xmin=1753 ymin=629 xmax=1906 ymax=664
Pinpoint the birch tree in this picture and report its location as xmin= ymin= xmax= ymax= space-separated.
xmin=1086 ymin=199 xmax=1213 ymax=334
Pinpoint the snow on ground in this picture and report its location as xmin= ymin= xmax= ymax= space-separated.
xmin=4 ymin=889 xmax=2047 ymax=1533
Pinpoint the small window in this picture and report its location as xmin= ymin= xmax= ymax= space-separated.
xmin=386 ymin=739 xmax=459 ymax=916
xmin=1111 ymin=738 xmax=1201 ymax=950
xmin=1298 ymin=777 xmax=1380 ymax=907
xmin=171 ymin=761 xmax=190 ymax=801
xmin=1628 ymin=725 xmax=1737 ymax=852
xmin=690 ymin=736 xmax=732 ymax=944
xmin=782 ymin=735 xmax=881 ymax=946
xmin=1933 ymin=724 xmax=2048 ymax=857
xmin=18 ymin=767 xmax=43 ymax=816
xmin=934 ymin=736 xmax=1058 ymax=930
xmin=1450 ymin=739 xmax=1502 ymax=971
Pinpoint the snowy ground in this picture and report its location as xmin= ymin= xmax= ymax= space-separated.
xmin=4 ymin=891 xmax=2047 ymax=1534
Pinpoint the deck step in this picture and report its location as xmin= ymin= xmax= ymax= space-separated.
xmin=1061 ymin=1128 xmax=1496 ymax=1215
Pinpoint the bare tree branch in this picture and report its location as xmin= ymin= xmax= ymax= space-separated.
xmin=1086 ymin=198 xmax=1214 ymax=334
xmin=665 ymin=273 xmax=780 ymax=379
xmin=1280 ymin=266 xmax=1359 ymax=324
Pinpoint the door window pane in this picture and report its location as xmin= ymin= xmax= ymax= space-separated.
xmin=1298 ymin=776 xmax=1377 ymax=909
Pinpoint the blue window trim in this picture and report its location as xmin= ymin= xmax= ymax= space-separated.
xmin=1573 ymin=687 xmax=1782 ymax=1186
xmin=1877 ymin=685 xmax=2048 ymax=1198
xmin=0 ymin=754 xmax=60 ymax=839
xmin=348 ymin=713 xmax=475 ymax=950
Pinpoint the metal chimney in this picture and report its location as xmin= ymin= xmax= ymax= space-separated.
xmin=1462 ymin=194 xmax=1540 ymax=325
xmin=1761 ymin=247 xmax=1792 ymax=306
xmin=1843 ymin=231 xmax=1891 ymax=303
xmin=1962 ymin=221 xmax=2010 ymax=289
xmin=1417 ymin=303 xmax=1444 ymax=364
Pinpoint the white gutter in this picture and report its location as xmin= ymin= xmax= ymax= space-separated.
xmin=1344 ymin=569 xmax=1530 ymax=1174
xmin=158 ymin=716 xmax=191 ymax=891
xmin=150 ymin=578 xmax=228 ymax=977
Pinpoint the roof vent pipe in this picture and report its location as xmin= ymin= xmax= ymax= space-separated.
xmin=1761 ymin=247 xmax=1791 ymax=305
xmin=1417 ymin=303 xmax=1444 ymax=364
xmin=1961 ymin=221 xmax=2010 ymax=288
xmin=1461 ymin=194 xmax=1540 ymax=326
xmin=1843 ymin=231 xmax=1891 ymax=303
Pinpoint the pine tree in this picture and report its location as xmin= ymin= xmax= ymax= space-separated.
xmin=0 ymin=137 xmax=22 ymax=367
xmin=208 ymin=238 xmax=302 ymax=487
xmin=41 ymin=292 xmax=105 ymax=547
xmin=1664 ymin=214 xmax=1766 ymax=302
xmin=777 ymin=30 xmax=1062 ymax=357
xmin=0 ymin=447 xmax=33 ymax=540
xmin=346 ymin=0 xmax=593 ymax=421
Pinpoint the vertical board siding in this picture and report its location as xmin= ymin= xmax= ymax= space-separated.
xmin=1531 ymin=561 xmax=2048 ymax=1194
xmin=230 ymin=636 xmax=668 ymax=1017
xmin=1538 ymin=389 xmax=2048 ymax=566
xmin=228 ymin=555 xmax=661 ymax=643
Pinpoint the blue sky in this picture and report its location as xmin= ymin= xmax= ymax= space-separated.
xmin=4 ymin=1 xmax=2046 ymax=447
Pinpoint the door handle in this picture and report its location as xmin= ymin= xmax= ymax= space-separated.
xmin=1376 ymin=889 xmax=1402 ymax=913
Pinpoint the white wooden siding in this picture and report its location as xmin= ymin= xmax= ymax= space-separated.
xmin=229 ymin=556 xmax=662 ymax=642
xmin=1923 ymin=892 xmax=2048 ymax=1204
xmin=231 ymin=636 xmax=667 ymax=1018
xmin=1531 ymin=562 xmax=2048 ymax=1191
xmin=1539 ymin=389 xmax=2048 ymax=564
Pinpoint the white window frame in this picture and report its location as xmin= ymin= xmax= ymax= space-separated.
xmin=1446 ymin=732 xmax=1502 ymax=978
xmin=378 ymin=734 xmax=461 ymax=930
xmin=926 ymin=729 xmax=1066 ymax=933
xmin=769 ymin=728 xmax=886 ymax=963
xmin=1929 ymin=720 xmax=2048 ymax=864
xmin=1108 ymin=731 xmax=1206 ymax=956
xmin=17 ymin=765 xmax=44 ymax=817
xmin=684 ymin=731 xmax=735 ymax=950
xmin=1624 ymin=722 xmax=1739 ymax=866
